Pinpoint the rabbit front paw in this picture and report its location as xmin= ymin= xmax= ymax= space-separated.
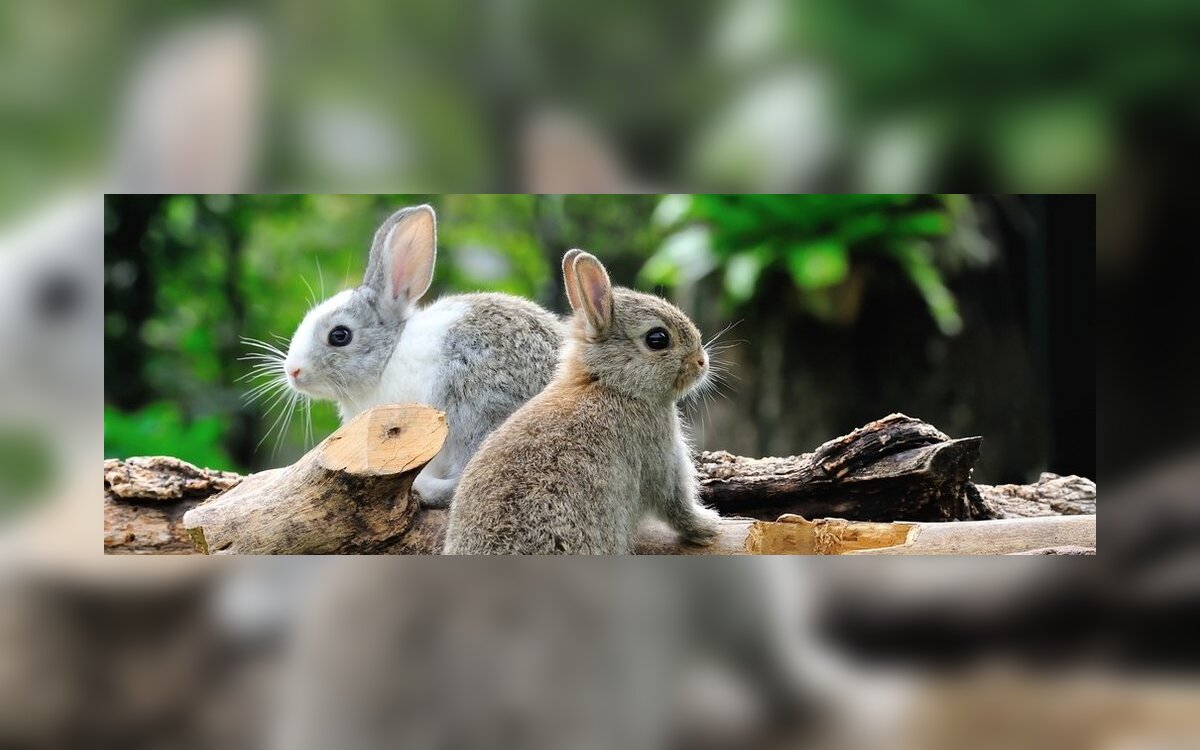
xmin=413 ymin=471 xmax=458 ymax=509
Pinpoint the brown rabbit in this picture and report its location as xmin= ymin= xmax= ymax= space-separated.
xmin=443 ymin=249 xmax=722 ymax=554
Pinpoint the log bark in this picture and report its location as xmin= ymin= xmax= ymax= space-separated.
xmin=975 ymin=472 xmax=1096 ymax=517
xmin=103 ymin=409 xmax=1097 ymax=555
xmin=107 ymin=489 xmax=1097 ymax=556
xmin=698 ymin=413 xmax=989 ymax=521
xmin=104 ymin=456 xmax=241 ymax=554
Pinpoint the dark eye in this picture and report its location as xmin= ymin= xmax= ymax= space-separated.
xmin=328 ymin=325 xmax=353 ymax=346
xmin=645 ymin=327 xmax=670 ymax=350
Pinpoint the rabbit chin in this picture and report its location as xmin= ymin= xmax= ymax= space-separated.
xmin=287 ymin=379 xmax=339 ymax=402
xmin=674 ymin=366 xmax=708 ymax=399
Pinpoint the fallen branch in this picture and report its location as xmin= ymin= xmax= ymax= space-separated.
xmin=975 ymin=473 xmax=1096 ymax=517
xmin=104 ymin=456 xmax=241 ymax=554
xmin=697 ymin=415 xmax=987 ymax=521
xmin=103 ymin=408 xmax=1097 ymax=555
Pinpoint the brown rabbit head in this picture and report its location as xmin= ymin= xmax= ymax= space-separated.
xmin=562 ymin=249 xmax=708 ymax=404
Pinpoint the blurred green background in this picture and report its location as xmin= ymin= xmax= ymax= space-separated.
xmin=4 ymin=0 xmax=1199 ymax=204
xmin=104 ymin=194 xmax=1093 ymax=484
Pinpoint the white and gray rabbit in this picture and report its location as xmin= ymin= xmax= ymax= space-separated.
xmin=281 ymin=205 xmax=563 ymax=507
xmin=443 ymin=249 xmax=723 ymax=554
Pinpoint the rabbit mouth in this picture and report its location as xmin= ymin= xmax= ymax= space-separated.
xmin=674 ymin=366 xmax=707 ymax=396
xmin=287 ymin=378 xmax=336 ymax=401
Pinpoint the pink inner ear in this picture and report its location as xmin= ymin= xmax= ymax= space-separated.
xmin=580 ymin=266 xmax=611 ymax=323
xmin=390 ymin=259 xmax=407 ymax=300
xmin=586 ymin=279 xmax=609 ymax=319
xmin=389 ymin=216 xmax=433 ymax=301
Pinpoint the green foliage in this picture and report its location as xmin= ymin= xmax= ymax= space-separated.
xmin=104 ymin=194 xmax=662 ymax=472
xmin=641 ymin=194 xmax=967 ymax=334
xmin=104 ymin=403 xmax=236 ymax=472
xmin=105 ymin=194 xmax=983 ymax=473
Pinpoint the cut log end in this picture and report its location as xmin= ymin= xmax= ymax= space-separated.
xmin=318 ymin=404 xmax=448 ymax=475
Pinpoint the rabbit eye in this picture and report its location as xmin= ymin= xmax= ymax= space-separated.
xmin=645 ymin=328 xmax=670 ymax=350
xmin=328 ymin=325 xmax=353 ymax=346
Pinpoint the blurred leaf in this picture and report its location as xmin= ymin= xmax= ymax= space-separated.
xmin=652 ymin=194 xmax=974 ymax=334
xmin=786 ymin=239 xmax=849 ymax=290
xmin=652 ymin=194 xmax=692 ymax=228
xmin=836 ymin=211 xmax=889 ymax=243
xmin=723 ymin=247 xmax=770 ymax=302
xmin=890 ymin=241 xmax=963 ymax=336
xmin=638 ymin=225 xmax=717 ymax=287
xmin=892 ymin=210 xmax=951 ymax=236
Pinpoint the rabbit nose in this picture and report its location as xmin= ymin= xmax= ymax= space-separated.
xmin=696 ymin=353 xmax=707 ymax=368
xmin=289 ymin=367 xmax=302 ymax=380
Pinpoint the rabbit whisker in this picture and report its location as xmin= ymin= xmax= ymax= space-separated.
xmin=255 ymin=392 xmax=291 ymax=453
xmin=238 ymin=359 xmax=285 ymax=370
xmin=300 ymin=275 xmax=318 ymax=309
xmin=703 ymin=392 xmax=714 ymax=447
xmin=240 ymin=357 xmax=284 ymax=370
xmin=242 ymin=381 xmax=282 ymax=404
xmin=282 ymin=393 xmax=302 ymax=457
xmin=253 ymin=380 xmax=293 ymax=413
xmin=304 ymin=397 xmax=314 ymax=449
xmin=242 ymin=338 xmax=288 ymax=358
xmin=243 ymin=366 xmax=284 ymax=379
xmin=705 ymin=341 xmax=747 ymax=352
xmin=243 ymin=367 xmax=285 ymax=386
xmin=706 ymin=367 xmax=736 ymax=384
xmin=237 ymin=365 xmax=281 ymax=383
xmin=264 ymin=390 xmax=299 ymax=460
xmin=243 ymin=379 xmax=288 ymax=406
xmin=704 ymin=319 xmax=743 ymax=349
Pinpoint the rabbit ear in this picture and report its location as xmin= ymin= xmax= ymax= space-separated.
xmin=571 ymin=252 xmax=613 ymax=333
xmin=561 ymin=249 xmax=585 ymax=310
xmin=365 ymin=205 xmax=436 ymax=307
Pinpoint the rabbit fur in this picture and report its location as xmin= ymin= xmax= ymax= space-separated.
xmin=444 ymin=249 xmax=722 ymax=553
xmin=282 ymin=205 xmax=563 ymax=507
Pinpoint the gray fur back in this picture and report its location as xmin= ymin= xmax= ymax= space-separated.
xmin=432 ymin=292 xmax=564 ymax=478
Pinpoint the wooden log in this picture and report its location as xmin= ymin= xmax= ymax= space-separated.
xmin=108 ymin=470 xmax=1097 ymax=555
xmin=180 ymin=404 xmax=447 ymax=554
xmin=633 ymin=518 xmax=758 ymax=555
xmin=103 ymin=409 xmax=1097 ymax=555
xmin=104 ymin=456 xmax=241 ymax=554
xmin=742 ymin=514 xmax=1096 ymax=555
xmin=269 ymin=510 xmax=1099 ymax=555
xmin=105 ymin=455 xmax=242 ymax=501
xmin=975 ymin=473 xmax=1096 ymax=517
xmin=697 ymin=414 xmax=988 ymax=521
